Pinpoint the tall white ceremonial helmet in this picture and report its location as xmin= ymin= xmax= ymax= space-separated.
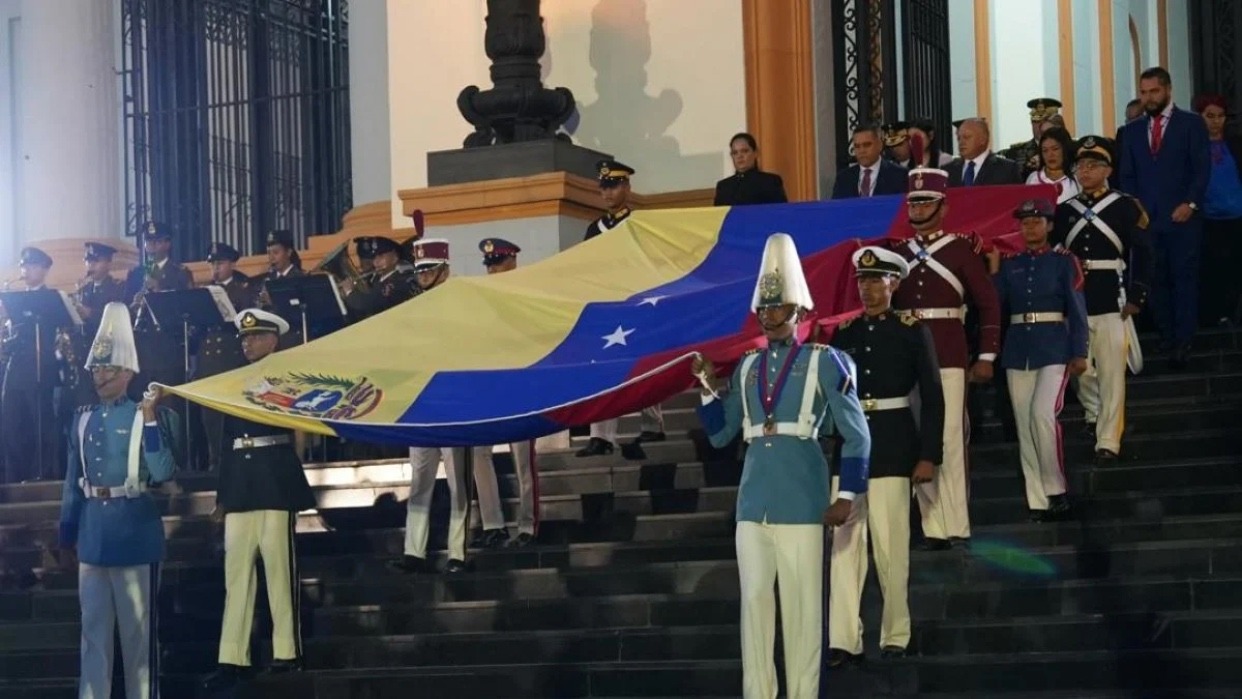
xmin=85 ymin=302 xmax=141 ymax=373
xmin=751 ymin=233 xmax=815 ymax=312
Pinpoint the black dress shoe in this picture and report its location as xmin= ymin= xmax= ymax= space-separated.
xmin=509 ymin=532 xmax=536 ymax=548
xmin=445 ymin=558 xmax=470 ymax=573
xmin=880 ymin=645 xmax=907 ymax=659
xmin=202 ymin=664 xmax=249 ymax=692
xmin=826 ymin=648 xmax=863 ymax=668
xmin=949 ymin=537 xmax=971 ymax=549
xmin=633 ymin=430 xmax=666 ymax=444
xmin=261 ymin=658 xmax=303 ymax=676
xmin=1094 ymin=448 xmax=1119 ymax=465
xmin=1046 ymin=493 xmax=1072 ymax=520
xmin=916 ymin=537 xmax=952 ymax=551
xmin=1029 ymin=509 xmax=1047 ymax=523
xmin=575 ymin=438 xmax=614 ymax=457
xmin=473 ymin=528 xmax=510 ymax=549
xmin=1082 ymin=421 xmax=1097 ymax=437
xmin=387 ymin=555 xmax=435 ymax=574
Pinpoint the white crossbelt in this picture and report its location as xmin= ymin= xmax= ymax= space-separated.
xmin=232 ymin=434 xmax=291 ymax=450
xmin=1065 ymin=193 xmax=1125 ymax=255
xmin=1082 ymin=259 xmax=1126 ymax=271
xmin=911 ymin=306 xmax=966 ymax=321
xmin=1009 ymin=312 xmax=1066 ymax=324
xmin=77 ymin=409 xmax=146 ymax=500
xmin=906 ymin=236 xmax=965 ymax=298
xmin=860 ymin=396 xmax=910 ymax=412
xmin=739 ymin=347 xmax=829 ymax=442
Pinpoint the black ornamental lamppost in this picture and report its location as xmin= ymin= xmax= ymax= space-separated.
xmin=457 ymin=0 xmax=575 ymax=147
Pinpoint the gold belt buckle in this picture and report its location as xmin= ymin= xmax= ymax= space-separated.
xmin=1023 ymin=312 xmax=1038 ymax=323
xmin=861 ymin=398 xmax=877 ymax=411
xmin=242 ymin=437 xmax=254 ymax=448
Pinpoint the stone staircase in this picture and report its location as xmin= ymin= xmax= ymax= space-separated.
xmin=0 ymin=330 xmax=1239 ymax=697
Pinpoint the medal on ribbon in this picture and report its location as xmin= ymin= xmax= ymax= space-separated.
xmin=757 ymin=344 xmax=802 ymax=437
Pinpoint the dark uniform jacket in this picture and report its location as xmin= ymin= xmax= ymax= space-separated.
xmin=344 ymin=268 xmax=420 ymax=321
xmin=217 ymin=413 xmax=315 ymax=513
xmin=584 ymin=208 xmax=632 ymax=241
xmin=1052 ymin=189 xmax=1154 ymax=316
xmin=999 ymin=139 xmax=1041 ymax=179
xmin=78 ymin=277 xmax=127 ymax=338
xmin=831 ymin=311 xmax=944 ymax=477
xmin=66 ymin=277 xmax=127 ymax=407
xmin=886 ymin=232 xmax=1002 ymax=369
xmin=197 ymin=272 xmax=257 ymax=379
xmin=124 ymin=258 xmax=193 ymax=301
xmin=995 ymin=247 xmax=1090 ymax=369
xmin=714 ymin=169 xmax=788 ymax=206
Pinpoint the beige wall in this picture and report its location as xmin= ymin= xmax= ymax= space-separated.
xmin=384 ymin=0 xmax=746 ymax=226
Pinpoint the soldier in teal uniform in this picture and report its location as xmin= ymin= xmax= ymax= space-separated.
xmin=693 ymin=233 xmax=871 ymax=699
xmin=58 ymin=301 xmax=179 ymax=699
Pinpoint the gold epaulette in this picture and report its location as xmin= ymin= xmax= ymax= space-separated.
xmin=950 ymin=231 xmax=984 ymax=254
xmin=896 ymin=310 xmax=919 ymax=326
xmin=75 ymin=404 xmax=95 ymax=415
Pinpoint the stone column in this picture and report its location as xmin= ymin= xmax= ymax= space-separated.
xmin=348 ymin=0 xmax=393 ymax=212
xmin=18 ymin=0 xmax=120 ymax=245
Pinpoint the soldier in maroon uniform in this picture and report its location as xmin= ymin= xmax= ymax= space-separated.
xmin=886 ymin=168 xmax=1002 ymax=550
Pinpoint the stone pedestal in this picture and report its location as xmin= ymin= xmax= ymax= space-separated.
xmin=428 ymin=140 xmax=611 ymax=187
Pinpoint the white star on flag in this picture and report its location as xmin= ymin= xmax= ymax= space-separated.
xmin=637 ymin=295 xmax=668 ymax=307
xmin=602 ymin=325 xmax=635 ymax=348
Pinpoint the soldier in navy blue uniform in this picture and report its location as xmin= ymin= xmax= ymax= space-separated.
xmin=342 ymin=236 xmax=419 ymax=320
xmin=1052 ymin=136 xmax=1153 ymax=463
xmin=197 ymin=243 xmax=255 ymax=472
xmin=66 ymin=243 xmax=129 ymax=412
xmin=202 ymin=308 xmax=315 ymax=692
xmin=827 ymin=246 xmax=943 ymax=666
xmin=997 ymin=199 xmax=1089 ymax=520
xmin=124 ymin=221 xmax=193 ymax=306
xmin=58 ymin=302 xmax=179 ymax=698
xmin=694 ymin=233 xmax=871 ymax=699
xmin=583 ymin=159 xmax=635 ymax=241
xmin=2 ymin=246 xmax=61 ymax=482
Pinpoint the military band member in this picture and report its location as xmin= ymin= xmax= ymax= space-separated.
xmin=58 ymin=302 xmax=179 ymax=699
xmin=827 ymin=247 xmax=943 ymax=666
xmin=2 ymin=246 xmax=61 ymax=482
xmin=202 ymin=309 xmax=315 ymax=691
xmin=264 ymin=229 xmax=304 ymax=282
xmin=355 ymin=235 xmax=378 ymax=277
xmin=886 ymin=168 xmax=1001 ymax=550
xmin=996 ymin=199 xmax=1089 ymax=520
xmin=67 ymin=243 xmax=127 ymax=410
xmin=694 ymin=233 xmax=871 ymax=699
xmin=1053 ymin=136 xmax=1153 ymax=464
xmin=198 ymin=243 xmax=255 ymax=471
xmin=390 ymin=239 xmax=473 ymax=574
xmin=342 ymin=236 xmax=418 ymax=320
xmin=1000 ymin=97 xmax=1064 ymax=178
xmin=124 ymin=221 xmax=193 ymax=303
xmin=471 ymin=238 xmax=540 ymax=548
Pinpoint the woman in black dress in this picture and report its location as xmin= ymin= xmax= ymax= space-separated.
xmin=713 ymin=132 xmax=788 ymax=205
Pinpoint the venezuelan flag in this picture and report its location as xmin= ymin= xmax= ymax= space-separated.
xmin=162 ymin=184 xmax=1048 ymax=446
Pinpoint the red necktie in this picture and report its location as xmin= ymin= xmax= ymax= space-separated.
xmin=860 ymin=167 xmax=873 ymax=197
xmin=1150 ymin=114 xmax=1164 ymax=154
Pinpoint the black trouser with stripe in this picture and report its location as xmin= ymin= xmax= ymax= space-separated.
xmin=217 ymin=510 xmax=301 ymax=666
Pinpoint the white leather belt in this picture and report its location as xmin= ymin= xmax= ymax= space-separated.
xmin=1083 ymin=259 xmax=1125 ymax=271
xmin=1010 ymin=312 xmax=1065 ymax=324
xmin=232 ymin=435 xmax=291 ymax=450
xmin=911 ymin=307 xmax=965 ymax=321
xmin=79 ymin=481 xmax=147 ymax=499
xmin=860 ymin=396 xmax=910 ymax=412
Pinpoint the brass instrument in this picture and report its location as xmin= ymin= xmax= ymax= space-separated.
xmin=313 ymin=240 xmax=371 ymax=295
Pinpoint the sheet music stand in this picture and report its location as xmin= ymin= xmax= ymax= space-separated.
xmin=0 ymin=290 xmax=82 ymax=479
xmin=265 ymin=275 xmax=347 ymax=343
xmin=144 ymin=288 xmax=237 ymax=470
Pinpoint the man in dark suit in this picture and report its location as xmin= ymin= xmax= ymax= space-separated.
xmin=945 ymin=118 xmax=1023 ymax=187
xmin=1119 ymin=66 xmax=1211 ymax=366
xmin=832 ymin=125 xmax=908 ymax=199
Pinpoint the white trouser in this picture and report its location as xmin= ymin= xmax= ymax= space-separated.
xmin=404 ymin=446 xmax=469 ymax=561
xmin=735 ymin=520 xmax=823 ymax=699
xmin=79 ymin=563 xmax=159 ymax=699
xmin=473 ymin=440 xmax=540 ymax=535
xmin=218 ymin=510 xmax=300 ymax=666
xmin=1076 ymin=312 xmax=1127 ymax=453
xmin=589 ymin=405 xmax=664 ymax=444
xmin=1008 ymin=365 xmax=1070 ymax=510
xmin=915 ymin=367 xmax=970 ymax=539
xmin=828 ymin=477 xmax=911 ymax=654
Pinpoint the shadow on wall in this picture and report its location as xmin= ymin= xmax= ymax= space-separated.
xmin=573 ymin=0 xmax=721 ymax=190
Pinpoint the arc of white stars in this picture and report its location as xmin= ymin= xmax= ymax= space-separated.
xmin=601 ymin=325 xmax=635 ymax=349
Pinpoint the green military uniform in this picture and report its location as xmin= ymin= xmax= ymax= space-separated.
xmin=999 ymin=97 xmax=1064 ymax=178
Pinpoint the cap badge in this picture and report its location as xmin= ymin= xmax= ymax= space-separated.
xmin=860 ymin=250 xmax=878 ymax=267
xmin=913 ymin=175 xmax=924 ymax=190
xmin=241 ymin=313 xmax=257 ymax=328
xmin=759 ymin=271 xmax=783 ymax=300
xmin=146 ymin=221 xmax=157 ymax=234
xmin=599 ymin=165 xmax=611 ymax=177
xmin=92 ymin=337 xmax=113 ymax=361
xmin=1083 ymin=136 xmax=1096 ymax=148
xmin=483 ymin=241 xmax=495 ymax=253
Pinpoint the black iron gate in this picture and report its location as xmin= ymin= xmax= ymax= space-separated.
xmin=1190 ymin=0 xmax=1240 ymax=115
xmin=121 ymin=0 xmax=352 ymax=261
xmin=830 ymin=0 xmax=952 ymax=167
